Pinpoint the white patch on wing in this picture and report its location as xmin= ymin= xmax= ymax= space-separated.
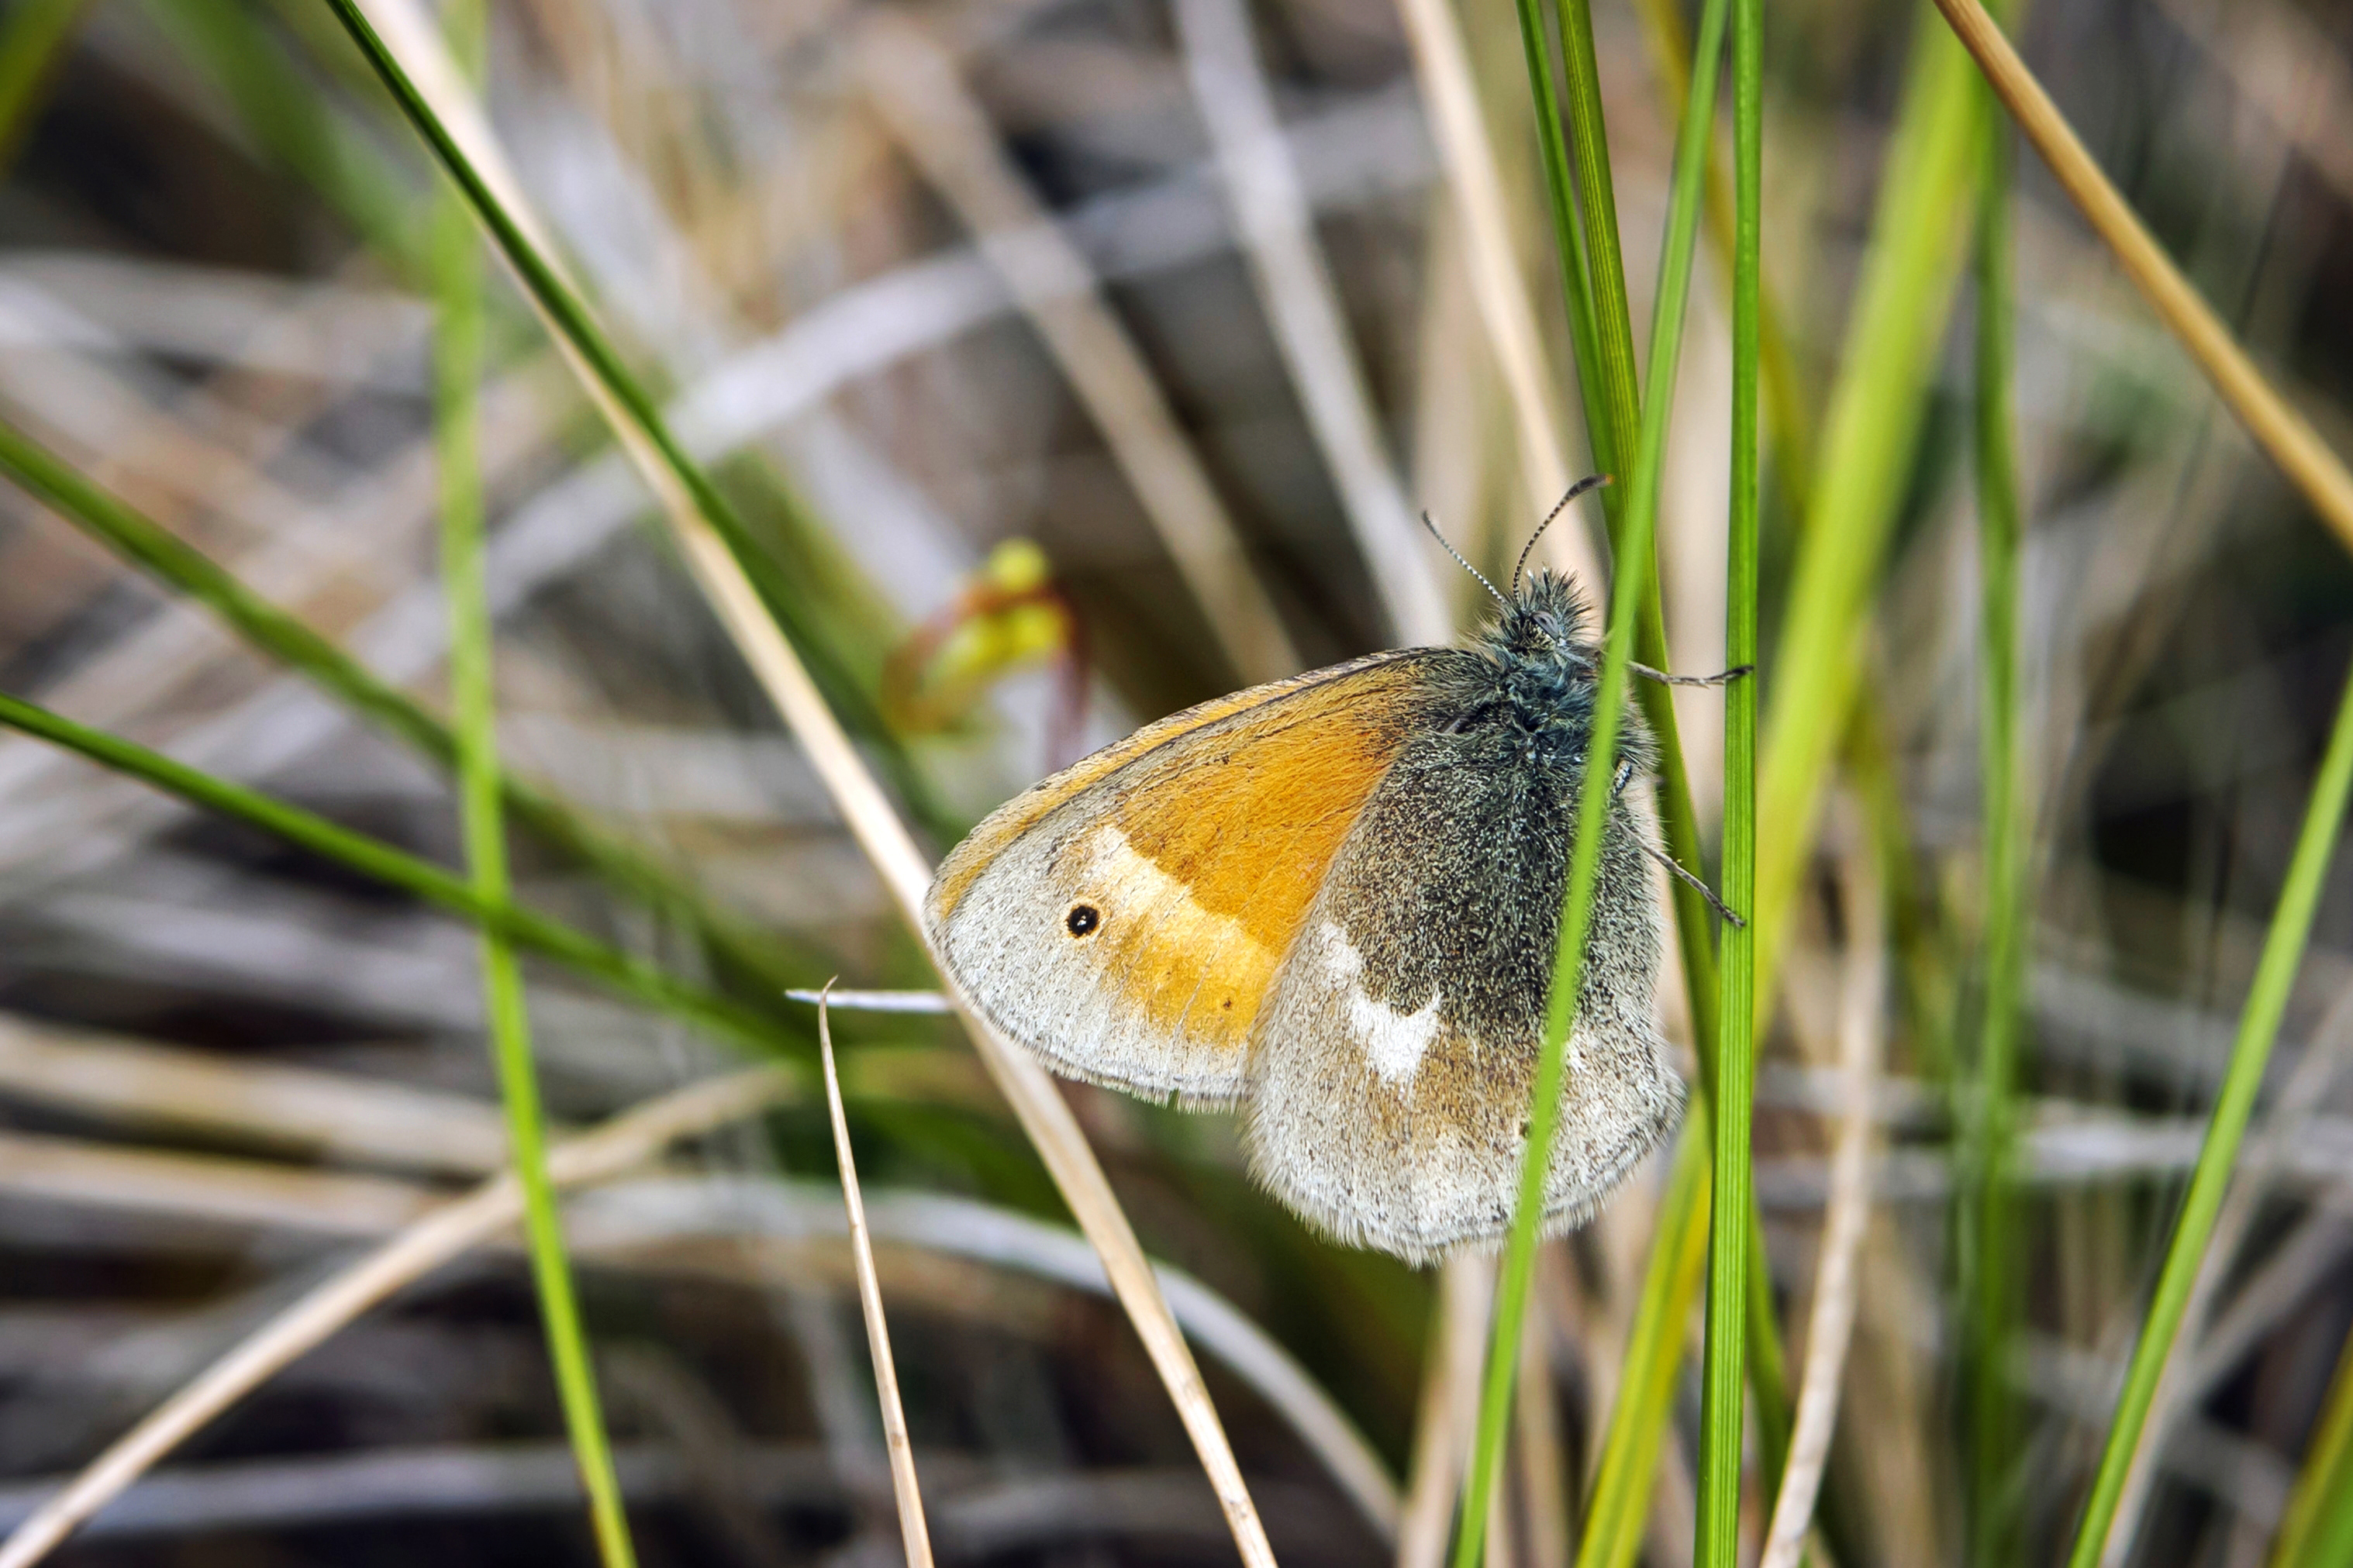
xmin=1317 ymin=920 xmax=1443 ymax=1086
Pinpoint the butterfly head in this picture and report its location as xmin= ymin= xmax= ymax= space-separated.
xmin=1474 ymin=569 xmax=1601 ymax=740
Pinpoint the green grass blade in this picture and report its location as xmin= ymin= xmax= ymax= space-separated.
xmin=430 ymin=21 xmax=637 ymax=1557
xmin=1551 ymin=0 xmax=1641 ymax=469
xmin=0 ymin=688 xmax=788 ymax=1056
xmin=2065 ymin=663 xmax=2353 ymax=1563
xmin=1580 ymin=1119 xmax=1713 ymax=1568
xmin=1696 ymin=0 xmax=1763 ymax=1547
xmin=1454 ymin=3 xmax=1726 ymax=1549
xmin=137 ymin=0 xmax=424 ymax=273
xmin=2271 ymin=1326 xmax=2353 ymax=1568
xmin=1509 ymin=0 xmax=1613 ymax=490
xmin=1537 ymin=0 xmax=1804 ymax=1528
xmin=1751 ymin=7 xmax=1980 ymax=1011
xmin=1962 ymin=43 xmax=2029 ymax=1563
xmin=0 ymin=0 xmax=87 ymax=168
xmin=1624 ymin=0 xmax=1812 ymax=520
xmin=1452 ymin=392 xmax=1660 ymax=1568
xmin=0 ymin=415 xmax=806 ymax=1000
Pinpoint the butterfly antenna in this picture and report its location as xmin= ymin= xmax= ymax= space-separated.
xmin=1420 ymin=512 xmax=1509 ymax=610
xmin=1641 ymin=837 xmax=1747 ymax=927
xmin=1513 ymin=473 xmax=1613 ymax=598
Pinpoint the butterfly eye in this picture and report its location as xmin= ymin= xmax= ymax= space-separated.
xmin=1064 ymin=903 xmax=1102 ymax=938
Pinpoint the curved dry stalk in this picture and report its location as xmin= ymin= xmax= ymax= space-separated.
xmin=1386 ymin=0 xmax=1605 ymax=591
xmin=1171 ymin=0 xmax=1449 ymax=646
xmin=566 ymin=1174 xmax=1402 ymax=1539
xmin=817 ymin=990 xmax=933 ymax=1568
xmin=1927 ymin=0 xmax=2353 ymax=553
xmin=332 ymin=5 xmax=1280 ymax=1559
xmin=854 ymin=8 xmax=1299 ymax=686
xmin=1758 ymin=846 xmax=1884 ymax=1568
xmin=0 ymin=1067 xmax=792 ymax=1568
xmin=0 ymin=1013 xmax=512 ymax=1177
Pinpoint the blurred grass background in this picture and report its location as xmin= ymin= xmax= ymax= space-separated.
xmin=0 ymin=0 xmax=2348 ymax=1560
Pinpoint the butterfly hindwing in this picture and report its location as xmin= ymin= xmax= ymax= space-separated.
xmin=926 ymin=649 xmax=1448 ymax=1102
xmin=1243 ymin=678 xmax=1682 ymax=1261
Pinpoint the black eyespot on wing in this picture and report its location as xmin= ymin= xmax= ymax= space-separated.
xmin=1065 ymin=903 xmax=1101 ymax=937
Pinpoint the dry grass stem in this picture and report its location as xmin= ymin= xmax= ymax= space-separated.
xmin=817 ymin=988 xmax=934 ymax=1568
xmin=1172 ymin=0 xmax=1448 ymax=646
xmin=0 ymin=1068 xmax=792 ymax=1568
xmin=1759 ymin=844 xmax=1885 ymax=1568
xmin=1513 ymin=1286 xmax=1571 ymax=1568
xmin=1396 ymin=1251 xmax=1493 ymax=1568
xmin=0 ymin=1015 xmax=513 ymax=1177
xmin=1929 ymin=0 xmax=2353 ymax=553
xmin=1388 ymin=0 xmax=1603 ymax=591
xmin=678 ymin=501 xmax=1280 ymax=1567
xmin=784 ymin=987 xmax=954 ymax=1013
xmin=855 ymin=8 xmax=1299 ymax=684
xmin=678 ymin=497 xmax=1281 ymax=1566
xmin=338 ymin=11 xmax=1278 ymax=1552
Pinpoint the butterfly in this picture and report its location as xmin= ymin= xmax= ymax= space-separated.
xmin=924 ymin=502 xmax=1730 ymax=1263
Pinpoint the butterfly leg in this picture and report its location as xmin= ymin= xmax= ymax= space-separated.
xmin=1641 ymin=838 xmax=1746 ymax=926
xmin=1604 ymin=760 xmax=1744 ymax=925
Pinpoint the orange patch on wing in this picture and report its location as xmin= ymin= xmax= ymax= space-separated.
xmin=1095 ymin=663 xmax=1431 ymax=1047
xmin=930 ymin=647 xmax=1431 ymax=921
xmin=926 ymin=648 xmax=1444 ymax=1074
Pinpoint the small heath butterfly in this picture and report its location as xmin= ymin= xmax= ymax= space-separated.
xmin=926 ymin=495 xmax=1703 ymax=1263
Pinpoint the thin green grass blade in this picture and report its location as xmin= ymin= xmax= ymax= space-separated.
xmin=0 ymin=415 xmax=808 ymax=999
xmin=1509 ymin=0 xmax=1614 ymax=491
xmin=2064 ymin=663 xmax=2353 ymax=1564
xmin=2271 ymin=1326 xmax=2353 ymax=1568
xmin=1454 ymin=3 xmax=1727 ymax=1552
xmin=1623 ymin=0 xmax=1812 ymax=520
xmin=0 ymin=0 xmax=86 ymax=168
xmin=1962 ymin=40 xmax=2029 ymax=1563
xmin=1695 ymin=0 xmax=1763 ymax=1546
xmin=1535 ymin=0 xmax=1803 ymax=1525
xmin=138 ymin=0 xmax=424 ymax=272
xmin=431 ymin=19 xmax=637 ymax=1556
xmin=0 ymin=688 xmax=788 ymax=1056
xmin=1452 ymin=399 xmax=1660 ymax=1568
xmin=1551 ymin=0 xmax=1641 ymax=470
xmin=318 ymin=0 xmax=939 ymax=834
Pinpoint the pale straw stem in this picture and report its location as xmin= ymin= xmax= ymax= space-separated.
xmin=1758 ymin=845 xmax=1885 ymax=1568
xmin=1929 ymin=0 xmax=2353 ymax=553
xmin=1396 ymin=1252 xmax=1495 ymax=1568
xmin=1172 ymin=0 xmax=1451 ymax=646
xmin=818 ymin=990 xmax=934 ymax=1567
xmin=856 ymin=9 xmax=1299 ymax=684
xmin=1389 ymin=0 xmax=1605 ymax=591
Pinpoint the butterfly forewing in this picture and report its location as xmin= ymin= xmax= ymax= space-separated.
xmin=926 ymin=650 xmax=1447 ymax=1102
